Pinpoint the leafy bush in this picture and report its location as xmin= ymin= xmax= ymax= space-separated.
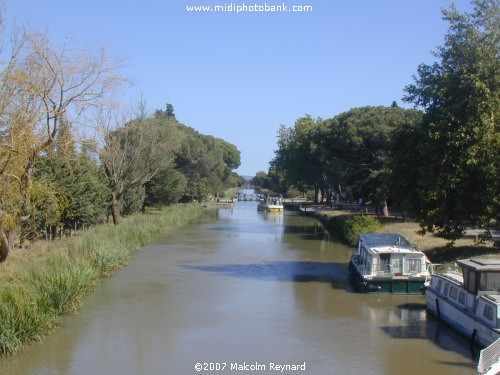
xmin=343 ymin=215 xmax=382 ymax=245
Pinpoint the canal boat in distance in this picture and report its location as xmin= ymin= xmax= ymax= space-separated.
xmin=257 ymin=196 xmax=284 ymax=212
xmin=425 ymin=258 xmax=500 ymax=347
xmin=348 ymin=233 xmax=430 ymax=294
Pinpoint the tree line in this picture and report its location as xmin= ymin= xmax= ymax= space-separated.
xmin=255 ymin=0 xmax=499 ymax=243
xmin=0 ymin=20 xmax=243 ymax=262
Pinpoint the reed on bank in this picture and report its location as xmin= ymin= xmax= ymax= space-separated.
xmin=0 ymin=203 xmax=202 ymax=355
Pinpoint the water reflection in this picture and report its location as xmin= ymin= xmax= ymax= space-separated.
xmin=283 ymin=224 xmax=332 ymax=241
xmin=257 ymin=211 xmax=284 ymax=225
xmin=365 ymin=298 xmax=479 ymax=365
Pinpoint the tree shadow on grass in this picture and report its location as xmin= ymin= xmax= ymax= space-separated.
xmin=425 ymin=245 xmax=498 ymax=263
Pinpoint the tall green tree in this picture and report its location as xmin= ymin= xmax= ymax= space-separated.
xmin=99 ymin=114 xmax=183 ymax=224
xmin=271 ymin=116 xmax=325 ymax=202
xmin=145 ymin=165 xmax=187 ymax=206
xmin=392 ymin=0 xmax=499 ymax=241
xmin=324 ymin=106 xmax=422 ymax=212
xmin=155 ymin=103 xmax=176 ymax=120
xmin=34 ymin=148 xmax=110 ymax=236
xmin=252 ymin=171 xmax=270 ymax=189
xmin=175 ymin=125 xmax=240 ymax=201
xmin=216 ymin=138 xmax=241 ymax=170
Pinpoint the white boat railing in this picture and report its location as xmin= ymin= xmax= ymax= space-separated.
xmin=478 ymin=337 xmax=500 ymax=374
xmin=428 ymin=263 xmax=461 ymax=275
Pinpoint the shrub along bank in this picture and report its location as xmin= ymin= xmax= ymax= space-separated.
xmin=317 ymin=212 xmax=382 ymax=245
xmin=0 ymin=203 xmax=202 ymax=355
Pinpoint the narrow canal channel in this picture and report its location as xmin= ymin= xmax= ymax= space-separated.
xmin=1 ymin=191 xmax=479 ymax=374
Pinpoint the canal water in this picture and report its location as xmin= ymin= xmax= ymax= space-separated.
xmin=0 ymin=192 xmax=479 ymax=374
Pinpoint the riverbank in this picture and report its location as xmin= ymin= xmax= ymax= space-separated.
xmin=313 ymin=209 xmax=497 ymax=263
xmin=0 ymin=203 xmax=203 ymax=356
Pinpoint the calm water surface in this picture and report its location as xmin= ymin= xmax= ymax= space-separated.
xmin=0 ymin=193 xmax=479 ymax=374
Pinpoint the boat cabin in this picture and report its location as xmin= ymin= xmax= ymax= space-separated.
xmin=426 ymin=259 xmax=500 ymax=336
xmin=456 ymin=259 xmax=500 ymax=330
xmin=356 ymin=233 xmax=428 ymax=277
xmin=459 ymin=259 xmax=500 ymax=295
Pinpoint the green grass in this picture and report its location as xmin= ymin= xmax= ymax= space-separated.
xmin=0 ymin=203 xmax=202 ymax=355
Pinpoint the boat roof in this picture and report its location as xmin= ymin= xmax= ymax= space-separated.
xmin=359 ymin=233 xmax=423 ymax=255
xmin=360 ymin=233 xmax=413 ymax=248
xmin=433 ymin=272 xmax=463 ymax=284
xmin=482 ymin=294 xmax=500 ymax=305
xmin=458 ymin=259 xmax=500 ymax=272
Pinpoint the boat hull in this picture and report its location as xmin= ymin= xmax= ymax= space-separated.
xmin=348 ymin=259 xmax=426 ymax=294
xmin=425 ymin=288 xmax=500 ymax=347
xmin=257 ymin=204 xmax=283 ymax=212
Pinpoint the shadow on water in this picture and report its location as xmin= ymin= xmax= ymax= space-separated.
xmin=206 ymin=223 xmax=330 ymax=240
xmin=283 ymin=225 xmax=332 ymax=241
xmin=379 ymin=302 xmax=480 ymax=368
xmin=181 ymin=261 xmax=349 ymax=289
xmin=207 ymin=225 xmax=282 ymax=234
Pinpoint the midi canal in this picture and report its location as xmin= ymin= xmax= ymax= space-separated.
xmin=1 ymin=190 xmax=479 ymax=374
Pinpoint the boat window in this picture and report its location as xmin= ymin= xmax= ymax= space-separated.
xmin=466 ymin=271 xmax=477 ymax=294
xmin=479 ymin=272 xmax=500 ymax=292
xmin=437 ymin=279 xmax=442 ymax=292
xmin=458 ymin=291 xmax=465 ymax=304
xmin=404 ymin=259 xmax=421 ymax=273
xmin=379 ymin=254 xmax=390 ymax=273
xmin=483 ymin=304 xmax=494 ymax=321
xmin=449 ymin=286 xmax=458 ymax=300
xmin=444 ymin=283 xmax=449 ymax=296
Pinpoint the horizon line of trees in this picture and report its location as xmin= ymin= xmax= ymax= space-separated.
xmin=254 ymin=0 xmax=499 ymax=243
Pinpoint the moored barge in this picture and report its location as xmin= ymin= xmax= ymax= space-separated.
xmin=348 ymin=233 xmax=430 ymax=294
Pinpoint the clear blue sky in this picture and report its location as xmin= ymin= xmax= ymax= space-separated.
xmin=3 ymin=0 xmax=473 ymax=177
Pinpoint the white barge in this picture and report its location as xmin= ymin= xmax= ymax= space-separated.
xmin=257 ymin=197 xmax=284 ymax=213
xmin=348 ymin=233 xmax=430 ymax=294
xmin=425 ymin=258 xmax=500 ymax=347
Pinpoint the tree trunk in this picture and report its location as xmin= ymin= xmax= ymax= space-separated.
xmin=0 ymin=228 xmax=11 ymax=263
xmin=19 ymin=160 xmax=34 ymax=246
xmin=382 ymin=200 xmax=389 ymax=217
xmin=111 ymin=192 xmax=121 ymax=225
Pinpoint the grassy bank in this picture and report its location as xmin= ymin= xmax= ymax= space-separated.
xmin=316 ymin=210 xmax=495 ymax=263
xmin=378 ymin=221 xmax=496 ymax=263
xmin=0 ymin=203 xmax=202 ymax=356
